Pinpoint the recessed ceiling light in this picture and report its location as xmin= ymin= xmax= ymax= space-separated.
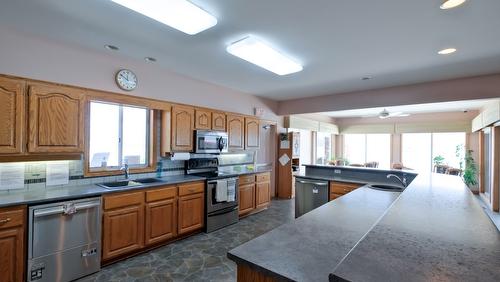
xmin=110 ymin=0 xmax=217 ymax=35
xmin=104 ymin=44 xmax=119 ymax=51
xmin=226 ymin=36 xmax=303 ymax=76
xmin=361 ymin=76 xmax=372 ymax=81
xmin=438 ymin=48 xmax=457 ymax=55
xmin=440 ymin=0 xmax=467 ymax=10
xmin=144 ymin=57 xmax=157 ymax=62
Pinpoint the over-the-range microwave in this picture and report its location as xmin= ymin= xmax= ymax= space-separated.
xmin=195 ymin=130 xmax=228 ymax=154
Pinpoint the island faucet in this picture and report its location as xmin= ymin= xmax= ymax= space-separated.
xmin=387 ymin=174 xmax=407 ymax=187
xmin=120 ymin=164 xmax=130 ymax=180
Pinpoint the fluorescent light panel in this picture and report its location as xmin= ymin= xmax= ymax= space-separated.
xmin=111 ymin=0 xmax=217 ymax=35
xmin=438 ymin=48 xmax=457 ymax=55
xmin=226 ymin=36 xmax=303 ymax=76
xmin=440 ymin=0 xmax=467 ymax=10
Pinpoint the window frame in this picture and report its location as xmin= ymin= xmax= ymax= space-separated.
xmin=343 ymin=133 xmax=392 ymax=167
xmin=84 ymin=99 xmax=157 ymax=177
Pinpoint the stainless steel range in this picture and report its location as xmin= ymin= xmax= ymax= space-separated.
xmin=187 ymin=157 xmax=239 ymax=232
xmin=28 ymin=197 xmax=101 ymax=282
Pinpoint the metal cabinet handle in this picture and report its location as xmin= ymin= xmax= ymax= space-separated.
xmin=34 ymin=202 xmax=100 ymax=217
xmin=0 ymin=218 xmax=11 ymax=224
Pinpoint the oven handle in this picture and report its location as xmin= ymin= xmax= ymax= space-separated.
xmin=33 ymin=202 xmax=101 ymax=218
xmin=208 ymin=205 xmax=238 ymax=216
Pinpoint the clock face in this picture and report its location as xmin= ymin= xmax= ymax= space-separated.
xmin=115 ymin=69 xmax=137 ymax=91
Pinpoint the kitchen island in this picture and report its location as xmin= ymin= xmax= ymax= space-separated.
xmin=227 ymin=166 xmax=500 ymax=282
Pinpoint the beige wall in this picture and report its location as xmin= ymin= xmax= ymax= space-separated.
xmin=0 ymin=26 xmax=281 ymax=122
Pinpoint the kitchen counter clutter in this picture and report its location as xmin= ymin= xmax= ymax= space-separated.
xmin=228 ymin=167 xmax=500 ymax=282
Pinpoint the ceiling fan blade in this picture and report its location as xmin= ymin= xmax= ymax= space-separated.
xmin=398 ymin=113 xmax=410 ymax=117
xmin=388 ymin=111 xmax=403 ymax=117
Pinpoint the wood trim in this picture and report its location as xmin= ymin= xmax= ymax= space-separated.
xmin=236 ymin=263 xmax=277 ymax=282
xmin=479 ymin=130 xmax=485 ymax=194
xmin=0 ymin=153 xmax=81 ymax=162
xmin=86 ymin=89 xmax=170 ymax=111
xmin=492 ymin=126 xmax=500 ymax=211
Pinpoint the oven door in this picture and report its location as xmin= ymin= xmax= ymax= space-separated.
xmin=207 ymin=178 xmax=238 ymax=214
xmin=196 ymin=131 xmax=228 ymax=153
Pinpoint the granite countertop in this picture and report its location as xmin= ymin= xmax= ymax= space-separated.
xmin=0 ymin=174 xmax=206 ymax=208
xmin=228 ymin=186 xmax=401 ymax=281
xmin=294 ymin=173 xmax=397 ymax=187
xmin=228 ymin=172 xmax=500 ymax=281
xmin=330 ymin=173 xmax=500 ymax=282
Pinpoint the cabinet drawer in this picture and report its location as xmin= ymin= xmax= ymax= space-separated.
xmin=0 ymin=206 xmax=25 ymax=229
xmin=146 ymin=186 xmax=177 ymax=202
xmin=104 ymin=191 xmax=144 ymax=210
xmin=256 ymin=172 xmax=270 ymax=183
xmin=178 ymin=182 xmax=204 ymax=196
xmin=329 ymin=182 xmax=361 ymax=195
xmin=239 ymin=174 xmax=255 ymax=185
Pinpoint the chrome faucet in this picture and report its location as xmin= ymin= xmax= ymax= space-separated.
xmin=120 ymin=164 xmax=130 ymax=180
xmin=387 ymin=174 xmax=407 ymax=187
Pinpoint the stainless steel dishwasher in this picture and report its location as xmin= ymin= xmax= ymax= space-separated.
xmin=295 ymin=178 xmax=329 ymax=218
xmin=28 ymin=197 xmax=102 ymax=282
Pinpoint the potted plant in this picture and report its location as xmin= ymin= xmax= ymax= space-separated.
xmin=463 ymin=150 xmax=478 ymax=188
xmin=433 ymin=155 xmax=445 ymax=166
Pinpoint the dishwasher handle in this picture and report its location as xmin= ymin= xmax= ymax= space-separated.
xmin=33 ymin=202 xmax=101 ymax=218
xmin=297 ymin=180 xmax=328 ymax=186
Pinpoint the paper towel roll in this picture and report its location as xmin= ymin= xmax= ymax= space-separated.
xmin=171 ymin=152 xmax=191 ymax=161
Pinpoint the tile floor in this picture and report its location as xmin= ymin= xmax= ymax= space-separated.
xmin=78 ymin=198 xmax=294 ymax=282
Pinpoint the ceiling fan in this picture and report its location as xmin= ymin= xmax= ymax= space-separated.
xmin=377 ymin=109 xmax=410 ymax=119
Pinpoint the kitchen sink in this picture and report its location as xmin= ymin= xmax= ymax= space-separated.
xmin=98 ymin=180 xmax=143 ymax=189
xmin=368 ymin=184 xmax=404 ymax=192
xmin=135 ymin=178 xmax=163 ymax=184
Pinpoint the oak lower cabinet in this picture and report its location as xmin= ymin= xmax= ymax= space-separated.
xmin=145 ymin=186 xmax=177 ymax=246
xmin=255 ymin=173 xmax=271 ymax=209
xmin=102 ymin=191 xmax=144 ymax=261
xmin=329 ymin=181 xmax=363 ymax=201
xmin=27 ymin=83 xmax=85 ymax=153
xmin=0 ymin=205 xmax=26 ymax=282
xmin=0 ymin=77 xmax=25 ymax=155
xmin=178 ymin=182 xmax=205 ymax=235
xmin=238 ymin=183 xmax=256 ymax=215
xmin=171 ymin=105 xmax=194 ymax=152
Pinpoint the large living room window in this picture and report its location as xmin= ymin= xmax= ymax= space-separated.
xmin=343 ymin=134 xmax=391 ymax=168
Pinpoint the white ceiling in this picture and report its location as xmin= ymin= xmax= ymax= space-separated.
xmin=1 ymin=0 xmax=500 ymax=101
xmin=320 ymin=99 xmax=498 ymax=118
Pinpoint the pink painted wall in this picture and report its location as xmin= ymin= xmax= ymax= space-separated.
xmin=278 ymin=74 xmax=500 ymax=115
xmin=0 ymin=26 xmax=280 ymax=121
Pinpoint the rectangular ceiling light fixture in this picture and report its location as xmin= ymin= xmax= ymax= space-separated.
xmin=111 ymin=0 xmax=217 ymax=35
xmin=226 ymin=36 xmax=303 ymax=76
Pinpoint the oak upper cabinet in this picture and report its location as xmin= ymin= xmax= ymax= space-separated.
xmin=27 ymin=83 xmax=85 ymax=153
xmin=171 ymin=105 xmax=194 ymax=152
xmin=0 ymin=206 xmax=26 ymax=282
xmin=212 ymin=112 xmax=226 ymax=131
xmin=255 ymin=173 xmax=271 ymax=209
xmin=245 ymin=118 xmax=260 ymax=149
xmin=145 ymin=186 xmax=177 ymax=246
xmin=178 ymin=182 xmax=205 ymax=235
xmin=102 ymin=191 xmax=144 ymax=261
xmin=194 ymin=108 xmax=211 ymax=130
xmin=0 ymin=77 xmax=25 ymax=154
xmin=227 ymin=114 xmax=245 ymax=150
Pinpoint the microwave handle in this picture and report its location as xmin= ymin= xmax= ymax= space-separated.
xmin=217 ymin=137 xmax=225 ymax=151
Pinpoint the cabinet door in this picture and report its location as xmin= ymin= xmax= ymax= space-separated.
xmin=28 ymin=83 xmax=85 ymax=153
xmin=212 ymin=112 xmax=226 ymax=131
xmin=102 ymin=205 xmax=144 ymax=260
xmin=245 ymin=118 xmax=260 ymax=149
xmin=238 ymin=184 xmax=255 ymax=215
xmin=194 ymin=109 xmax=211 ymax=130
xmin=145 ymin=199 xmax=177 ymax=246
xmin=256 ymin=181 xmax=271 ymax=209
xmin=0 ymin=227 xmax=24 ymax=282
xmin=178 ymin=193 xmax=204 ymax=235
xmin=227 ymin=114 xmax=244 ymax=150
xmin=0 ymin=77 xmax=25 ymax=154
xmin=171 ymin=105 xmax=194 ymax=152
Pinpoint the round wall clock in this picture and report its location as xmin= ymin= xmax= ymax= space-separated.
xmin=115 ymin=69 xmax=137 ymax=91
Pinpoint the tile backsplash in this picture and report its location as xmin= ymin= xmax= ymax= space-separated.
xmin=1 ymin=158 xmax=185 ymax=192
